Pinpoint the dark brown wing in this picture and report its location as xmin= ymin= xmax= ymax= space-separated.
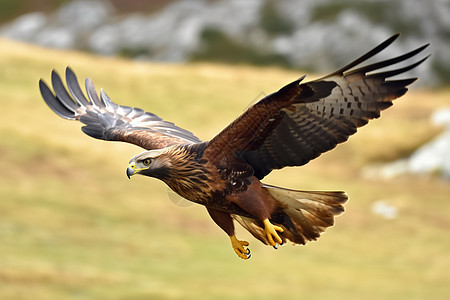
xmin=39 ymin=67 xmax=201 ymax=150
xmin=205 ymin=34 xmax=429 ymax=178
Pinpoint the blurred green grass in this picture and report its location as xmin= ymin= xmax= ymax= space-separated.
xmin=1 ymin=38 xmax=450 ymax=299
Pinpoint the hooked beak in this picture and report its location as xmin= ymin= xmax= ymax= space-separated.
xmin=126 ymin=164 xmax=135 ymax=179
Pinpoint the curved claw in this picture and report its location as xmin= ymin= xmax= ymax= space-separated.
xmin=273 ymin=240 xmax=284 ymax=250
xmin=230 ymin=235 xmax=251 ymax=260
xmin=245 ymin=248 xmax=251 ymax=259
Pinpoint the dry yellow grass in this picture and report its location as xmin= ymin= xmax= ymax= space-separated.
xmin=1 ymin=38 xmax=450 ymax=299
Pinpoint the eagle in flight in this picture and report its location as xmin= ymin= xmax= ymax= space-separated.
xmin=39 ymin=34 xmax=428 ymax=259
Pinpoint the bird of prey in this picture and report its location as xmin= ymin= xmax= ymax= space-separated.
xmin=39 ymin=34 xmax=429 ymax=259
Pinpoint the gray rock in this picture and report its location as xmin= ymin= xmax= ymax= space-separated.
xmin=407 ymin=109 xmax=450 ymax=179
xmin=0 ymin=12 xmax=47 ymax=41
xmin=57 ymin=0 xmax=114 ymax=30
xmin=364 ymin=108 xmax=450 ymax=180
xmin=408 ymin=131 xmax=450 ymax=179
xmin=34 ymin=26 xmax=76 ymax=49
xmin=0 ymin=0 xmax=446 ymax=85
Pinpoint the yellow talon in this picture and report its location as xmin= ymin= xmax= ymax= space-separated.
xmin=263 ymin=219 xmax=284 ymax=247
xmin=229 ymin=235 xmax=250 ymax=259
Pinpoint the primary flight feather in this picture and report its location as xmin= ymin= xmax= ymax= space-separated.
xmin=39 ymin=34 xmax=429 ymax=259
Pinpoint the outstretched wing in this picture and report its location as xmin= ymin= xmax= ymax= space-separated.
xmin=205 ymin=34 xmax=429 ymax=179
xmin=39 ymin=67 xmax=201 ymax=150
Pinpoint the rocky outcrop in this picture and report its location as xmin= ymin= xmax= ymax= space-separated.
xmin=1 ymin=0 xmax=447 ymax=85
xmin=364 ymin=108 xmax=450 ymax=180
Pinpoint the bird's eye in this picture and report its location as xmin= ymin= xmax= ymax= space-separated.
xmin=142 ymin=158 xmax=152 ymax=166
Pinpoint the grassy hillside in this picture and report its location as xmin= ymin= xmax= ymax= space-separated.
xmin=0 ymin=38 xmax=449 ymax=300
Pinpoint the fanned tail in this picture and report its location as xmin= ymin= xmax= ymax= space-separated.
xmin=232 ymin=184 xmax=348 ymax=246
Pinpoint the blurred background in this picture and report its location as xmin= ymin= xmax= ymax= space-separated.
xmin=1 ymin=0 xmax=449 ymax=86
xmin=0 ymin=0 xmax=449 ymax=299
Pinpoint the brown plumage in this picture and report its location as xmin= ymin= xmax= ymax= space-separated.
xmin=39 ymin=34 xmax=429 ymax=259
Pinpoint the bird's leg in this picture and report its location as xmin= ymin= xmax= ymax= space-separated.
xmin=206 ymin=206 xmax=251 ymax=259
xmin=263 ymin=218 xmax=283 ymax=247
xmin=229 ymin=235 xmax=251 ymax=259
xmin=227 ymin=178 xmax=284 ymax=248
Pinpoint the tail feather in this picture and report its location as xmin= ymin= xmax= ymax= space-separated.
xmin=232 ymin=184 xmax=348 ymax=246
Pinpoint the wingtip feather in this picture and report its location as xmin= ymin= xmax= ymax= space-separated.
xmin=85 ymin=77 xmax=104 ymax=107
xmin=39 ymin=78 xmax=76 ymax=120
xmin=65 ymin=67 xmax=91 ymax=106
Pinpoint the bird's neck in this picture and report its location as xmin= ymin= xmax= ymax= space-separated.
xmin=160 ymin=143 xmax=212 ymax=203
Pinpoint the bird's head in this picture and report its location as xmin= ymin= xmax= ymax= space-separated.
xmin=126 ymin=148 xmax=172 ymax=180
